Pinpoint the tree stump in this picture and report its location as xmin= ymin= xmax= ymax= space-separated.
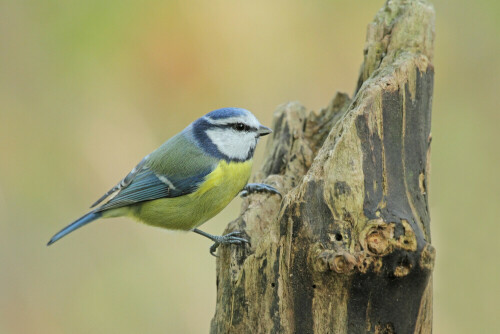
xmin=211 ymin=0 xmax=435 ymax=333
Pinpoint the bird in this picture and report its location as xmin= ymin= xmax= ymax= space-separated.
xmin=47 ymin=107 xmax=280 ymax=255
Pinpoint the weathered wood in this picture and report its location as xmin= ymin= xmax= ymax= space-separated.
xmin=211 ymin=0 xmax=435 ymax=333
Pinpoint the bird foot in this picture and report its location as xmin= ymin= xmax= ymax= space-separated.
xmin=240 ymin=183 xmax=281 ymax=198
xmin=208 ymin=231 xmax=249 ymax=257
xmin=192 ymin=229 xmax=249 ymax=256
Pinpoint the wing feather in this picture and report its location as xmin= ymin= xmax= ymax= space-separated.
xmin=91 ymin=131 xmax=217 ymax=212
xmin=95 ymin=168 xmax=210 ymax=212
xmin=90 ymin=155 xmax=150 ymax=208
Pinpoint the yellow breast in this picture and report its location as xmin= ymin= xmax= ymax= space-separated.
xmin=196 ymin=159 xmax=253 ymax=197
xmin=131 ymin=159 xmax=253 ymax=230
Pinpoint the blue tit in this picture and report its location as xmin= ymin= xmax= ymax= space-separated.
xmin=48 ymin=108 xmax=280 ymax=255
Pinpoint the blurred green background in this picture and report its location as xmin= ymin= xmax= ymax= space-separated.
xmin=1 ymin=0 xmax=498 ymax=333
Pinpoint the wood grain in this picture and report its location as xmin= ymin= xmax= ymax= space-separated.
xmin=211 ymin=1 xmax=435 ymax=333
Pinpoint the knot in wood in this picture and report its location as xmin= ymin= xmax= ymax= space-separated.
xmin=419 ymin=243 xmax=436 ymax=271
xmin=393 ymin=264 xmax=412 ymax=277
xmin=314 ymin=247 xmax=356 ymax=274
xmin=331 ymin=251 xmax=357 ymax=273
xmin=360 ymin=219 xmax=395 ymax=256
xmin=367 ymin=230 xmax=390 ymax=255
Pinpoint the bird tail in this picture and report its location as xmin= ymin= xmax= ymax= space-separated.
xmin=47 ymin=211 xmax=102 ymax=246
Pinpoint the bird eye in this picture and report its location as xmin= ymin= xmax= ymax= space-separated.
xmin=233 ymin=122 xmax=246 ymax=131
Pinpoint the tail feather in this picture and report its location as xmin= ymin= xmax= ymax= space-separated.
xmin=47 ymin=211 xmax=102 ymax=246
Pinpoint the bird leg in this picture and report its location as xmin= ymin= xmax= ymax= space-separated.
xmin=239 ymin=183 xmax=281 ymax=198
xmin=192 ymin=228 xmax=249 ymax=256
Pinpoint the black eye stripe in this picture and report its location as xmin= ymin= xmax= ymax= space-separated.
xmin=216 ymin=122 xmax=257 ymax=132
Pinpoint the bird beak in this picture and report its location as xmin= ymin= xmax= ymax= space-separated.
xmin=258 ymin=125 xmax=272 ymax=137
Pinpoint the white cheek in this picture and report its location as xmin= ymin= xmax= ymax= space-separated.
xmin=206 ymin=129 xmax=257 ymax=160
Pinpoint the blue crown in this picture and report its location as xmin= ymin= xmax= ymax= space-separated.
xmin=205 ymin=108 xmax=249 ymax=120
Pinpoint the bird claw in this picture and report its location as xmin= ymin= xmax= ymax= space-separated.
xmin=209 ymin=231 xmax=250 ymax=257
xmin=240 ymin=183 xmax=281 ymax=198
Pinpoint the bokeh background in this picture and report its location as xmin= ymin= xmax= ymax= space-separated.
xmin=1 ymin=0 xmax=498 ymax=333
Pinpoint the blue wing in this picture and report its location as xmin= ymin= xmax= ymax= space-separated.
xmin=95 ymin=167 xmax=211 ymax=212
xmin=90 ymin=155 xmax=150 ymax=208
xmin=92 ymin=155 xmax=213 ymax=212
xmin=90 ymin=130 xmax=218 ymax=212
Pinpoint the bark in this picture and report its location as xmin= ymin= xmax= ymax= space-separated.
xmin=211 ymin=0 xmax=435 ymax=333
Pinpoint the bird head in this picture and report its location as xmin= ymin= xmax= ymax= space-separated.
xmin=191 ymin=108 xmax=272 ymax=162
